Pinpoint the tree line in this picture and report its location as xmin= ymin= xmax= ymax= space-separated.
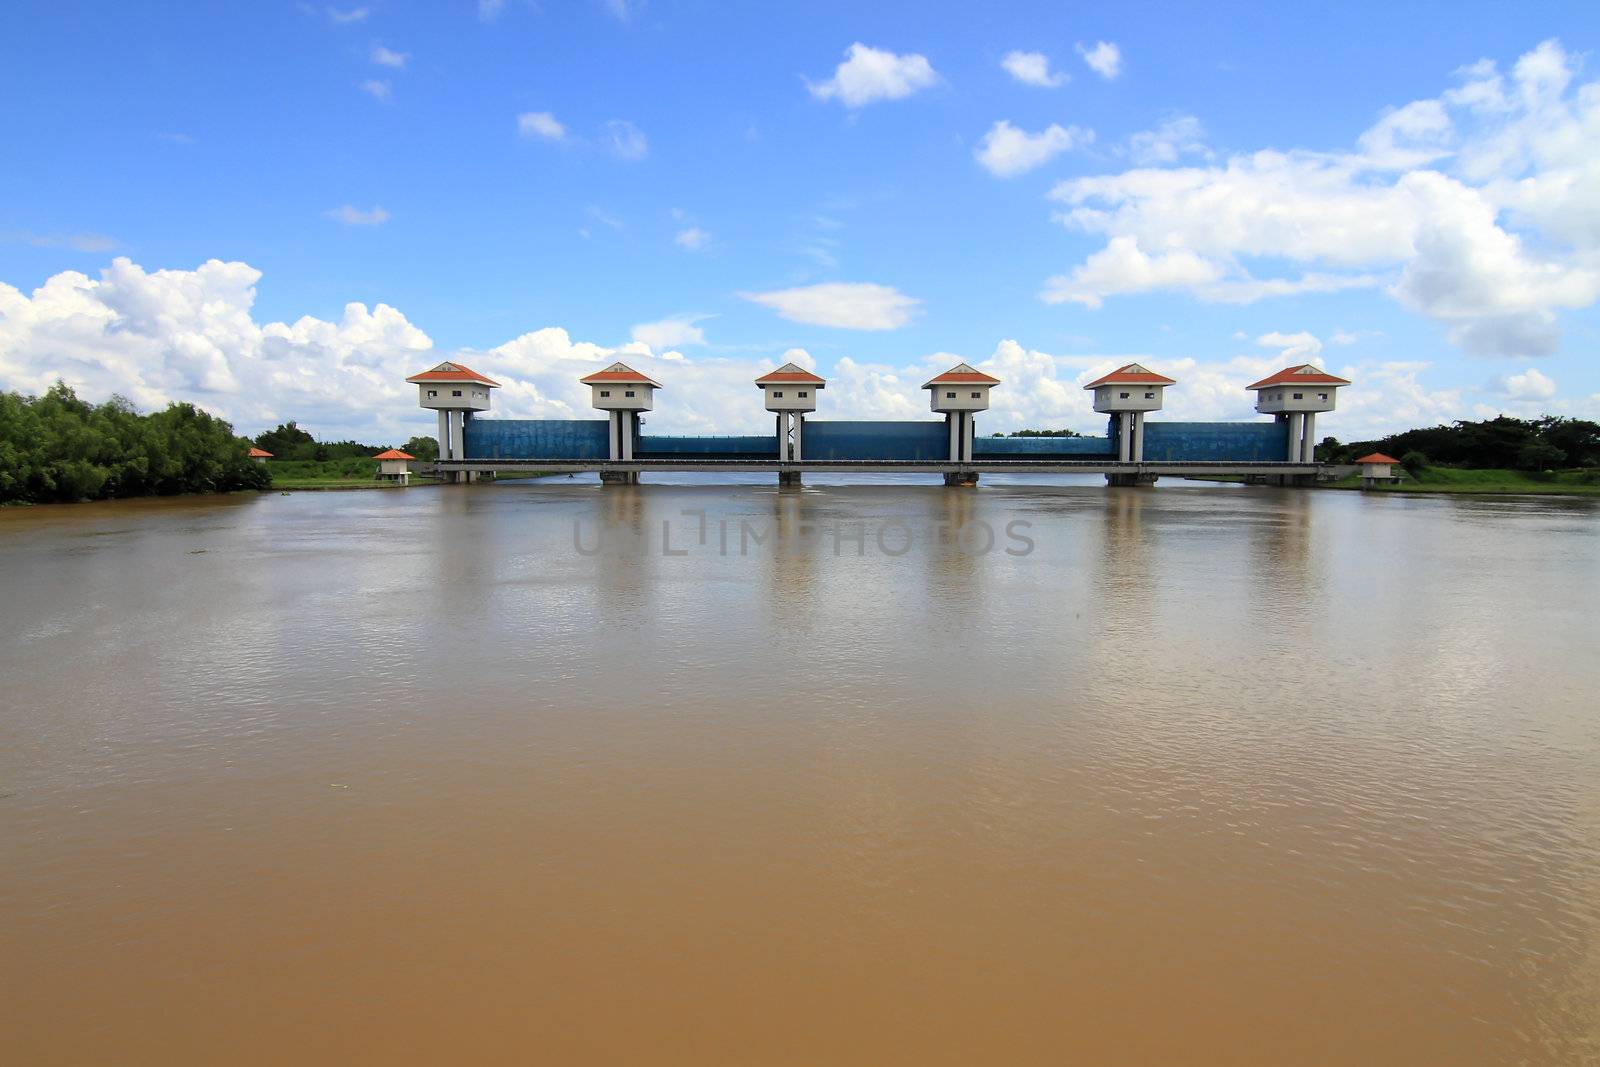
xmin=1320 ymin=416 xmax=1600 ymax=471
xmin=1 ymin=383 xmax=272 ymax=504
xmin=252 ymin=421 xmax=438 ymax=461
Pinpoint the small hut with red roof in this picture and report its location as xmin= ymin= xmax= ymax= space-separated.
xmin=248 ymin=446 xmax=272 ymax=464
xmin=1084 ymin=363 xmax=1176 ymax=463
xmin=1354 ymin=452 xmax=1401 ymax=487
xmin=756 ymin=362 xmax=825 ymax=463
xmin=923 ymin=363 xmax=1001 ymax=464
xmin=1246 ymin=364 xmax=1350 ymax=463
xmin=374 ymin=448 xmax=415 ymax=485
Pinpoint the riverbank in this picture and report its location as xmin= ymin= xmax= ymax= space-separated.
xmin=1325 ymin=467 xmax=1600 ymax=496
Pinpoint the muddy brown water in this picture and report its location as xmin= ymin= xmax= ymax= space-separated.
xmin=3 ymin=477 xmax=1598 ymax=1064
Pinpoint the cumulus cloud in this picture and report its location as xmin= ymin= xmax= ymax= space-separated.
xmin=739 ymin=282 xmax=922 ymax=330
xmin=630 ymin=316 xmax=707 ymax=349
xmin=1042 ymin=237 xmax=1222 ymax=308
xmin=807 ymin=43 xmax=939 ymax=108
xmin=1001 ymin=50 xmax=1066 ymax=88
xmin=478 ymin=0 xmax=505 ymax=20
xmin=370 ymin=44 xmax=409 ymax=68
xmin=1042 ymin=38 xmax=1600 ymax=358
xmin=603 ymin=119 xmax=648 ymax=160
xmin=1494 ymin=366 xmax=1557 ymax=401
xmin=1127 ymin=115 xmax=1209 ymax=165
xmin=1077 ymin=41 xmax=1121 ymax=80
xmin=1256 ymin=331 xmax=1323 ymax=361
xmin=359 ymin=79 xmax=392 ymax=102
xmin=0 ymin=257 xmax=1475 ymax=441
xmin=325 ymin=204 xmax=389 ymax=226
xmin=975 ymin=120 xmax=1092 ymax=178
xmin=326 ymin=6 xmax=369 ymax=24
xmin=517 ymin=111 xmax=566 ymax=141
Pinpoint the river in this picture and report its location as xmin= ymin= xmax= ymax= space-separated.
xmin=2 ymin=477 xmax=1598 ymax=1064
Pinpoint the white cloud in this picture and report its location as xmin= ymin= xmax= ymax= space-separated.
xmin=1041 ymin=236 xmax=1222 ymax=308
xmin=1256 ymin=330 xmax=1323 ymax=361
xmin=674 ymin=227 xmax=710 ymax=251
xmin=326 ymin=6 xmax=369 ymax=24
xmin=1127 ymin=115 xmax=1209 ymax=165
xmin=975 ymin=120 xmax=1093 ymax=178
xmin=0 ymin=258 xmax=431 ymax=441
xmin=370 ymin=44 xmax=409 ymax=68
xmin=1042 ymin=39 xmax=1600 ymax=358
xmin=603 ymin=0 xmax=639 ymax=22
xmin=631 ymin=316 xmax=707 ymax=349
xmin=1001 ymin=50 xmax=1066 ymax=88
xmin=1077 ymin=41 xmax=1121 ymax=80
xmin=517 ymin=111 xmax=566 ymax=141
xmin=807 ymin=43 xmax=939 ymax=108
xmin=478 ymin=0 xmax=505 ymax=21
xmin=603 ymin=119 xmax=648 ymax=160
xmin=1495 ymin=366 xmax=1557 ymax=400
xmin=0 ymin=256 xmax=1471 ymax=442
xmin=325 ymin=205 xmax=390 ymax=226
xmin=359 ymin=79 xmax=392 ymax=102
xmin=741 ymin=282 xmax=922 ymax=330
xmin=9 ymin=232 xmax=120 ymax=253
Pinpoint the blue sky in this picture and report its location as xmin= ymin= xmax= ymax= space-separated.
xmin=3 ymin=1 xmax=1600 ymax=441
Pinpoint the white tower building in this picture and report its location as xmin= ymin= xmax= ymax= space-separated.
xmin=923 ymin=363 xmax=1000 ymax=463
xmin=1085 ymin=363 xmax=1176 ymax=463
xmin=1246 ymin=364 xmax=1351 ymax=463
xmin=755 ymin=363 xmax=825 ymax=461
xmin=581 ymin=362 xmax=661 ymax=462
xmin=407 ymin=361 xmax=499 ymax=481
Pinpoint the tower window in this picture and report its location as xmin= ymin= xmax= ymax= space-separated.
xmin=452 ymin=390 xmax=463 ymax=397
xmin=427 ymin=390 xmax=437 ymax=398
xmin=773 ymin=391 xmax=783 ymax=398
xmin=798 ymin=391 xmax=808 ymax=398
xmin=625 ymin=390 xmax=636 ymax=397
xmin=969 ymin=392 xmax=979 ymax=399
xmin=1144 ymin=392 xmax=1155 ymax=399
xmin=600 ymin=390 xmax=611 ymax=397
xmin=1119 ymin=392 xmax=1130 ymax=399
xmin=1319 ymin=393 xmax=1328 ymax=400
xmin=1292 ymin=392 xmax=1304 ymax=400
xmin=946 ymin=391 xmax=956 ymax=399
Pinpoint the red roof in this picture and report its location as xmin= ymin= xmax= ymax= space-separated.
xmin=1084 ymin=362 xmax=1177 ymax=389
xmin=755 ymin=362 xmax=826 ymax=386
xmin=1246 ymin=364 xmax=1351 ymax=389
xmin=1354 ymin=453 xmax=1400 ymax=465
xmin=579 ymin=361 xmax=663 ymax=387
xmin=406 ymin=361 xmax=500 ymax=387
xmin=374 ymin=449 xmax=415 ymax=461
xmin=923 ymin=362 xmax=1001 ymax=388
xmin=247 ymin=447 xmax=272 ymax=458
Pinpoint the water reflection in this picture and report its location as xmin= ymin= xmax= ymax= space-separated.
xmin=1 ymin=483 xmax=1598 ymax=1065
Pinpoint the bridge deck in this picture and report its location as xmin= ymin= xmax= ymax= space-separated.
xmin=435 ymin=458 xmax=1323 ymax=477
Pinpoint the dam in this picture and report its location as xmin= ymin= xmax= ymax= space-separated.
xmin=409 ymin=358 xmax=1350 ymax=486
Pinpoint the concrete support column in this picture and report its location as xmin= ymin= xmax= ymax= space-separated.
xmin=621 ymin=412 xmax=634 ymax=461
xmin=1286 ymin=412 xmax=1303 ymax=461
xmin=450 ymin=411 xmax=464 ymax=462
xmin=607 ymin=411 xmax=620 ymax=461
xmin=948 ymin=413 xmax=960 ymax=462
xmin=793 ymin=414 xmax=803 ymax=461
xmin=437 ymin=410 xmax=451 ymax=460
xmin=1132 ymin=412 xmax=1146 ymax=463
xmin=1118 ymin=413 xmax=1132 ymax=462
xmin=963 ymin=412 xmax=975 ymax=463
xmin=1302 ymin=412 xmax=1316 ymax=463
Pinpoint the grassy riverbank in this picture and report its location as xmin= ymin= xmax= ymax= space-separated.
xmin=1327 ymin=467 xmax=1600 ymax=495
xmin=266 ymin=458 xmax=438 ymax=491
